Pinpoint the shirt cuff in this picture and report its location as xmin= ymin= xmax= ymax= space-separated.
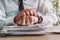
xmin=0 ymin=16 xmax=6 ymax=26
xmin=41 ymin=15 xmax=54 ymax=27
xmin=5 ymin=16 xmax=15 ymax=25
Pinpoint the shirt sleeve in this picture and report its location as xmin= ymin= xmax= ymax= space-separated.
xmin=38 ymin=0 xmax=58 ymax=26
xmin=2 ymin=0 xmax=19 ymax=25
xmin=0 ymin=0 xmax=6 ymax=26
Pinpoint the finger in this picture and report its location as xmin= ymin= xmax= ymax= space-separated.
xmin=33 ymin=16 xmax=38 ymax=23
xmin=29 ymin=10 xmax=37 ymax=16
xmin=29 ymin=16 xmax=34 ymax=25
xmin=26 ymin=16 xmax=30 ymax=25
xmin=29 ymin=16 xmax=32 ymax=24
xmin=21 ymin=9 xmax=30 ymax=16
xmin=18 ymin=12 xmax=26 ymax=21
xmin=14 ymin=16 xmax=18 ymax=24
xmin=21 ymin=15 xmax=26 ymax=26
xmin=18 ymin=12 xmax=26 ymax=18
xmin=25 ymin=15 xmax=27 ymax=25
xmin=29 ymin=10 xmax=34 ymax=16
xmin=25 ymin=10 xmax=30 ymax=16
xmin=14 ymin=16 xmax=20 ymax=24
xmin=33 ymin=10 xmax=37 ymax=16
xmin=32 ymin=16 xmax=35 ymax=24
xmin=31 ymin=16 xmax=35 ymax=24
xmin=17 ymin=18 xmax=21 ymax=26
xmin=17 ymin=16 xmax=24 ymax=26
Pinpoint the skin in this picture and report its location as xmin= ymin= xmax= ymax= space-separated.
xmin=14 ymin=9 xmax=42 ymax=26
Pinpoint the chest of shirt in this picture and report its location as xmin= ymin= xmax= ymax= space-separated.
xmin=23 ymin=0 xmax=38 ymax=4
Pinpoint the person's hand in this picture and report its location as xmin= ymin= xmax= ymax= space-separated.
xmin=16 ymin=16 xmax=38 ymax=26
xmin=17 ymin=9 xmax=37 ymax=17
xmin=14 ymin=9 xmax=38 ymax=26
